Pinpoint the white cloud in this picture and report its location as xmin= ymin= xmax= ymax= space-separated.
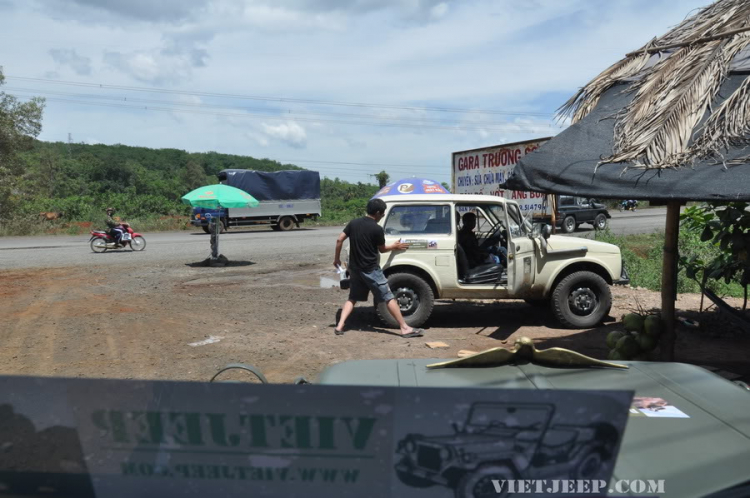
xmin=430 ymin=2 xmax=448 ymax=20
xmin=261 ymin=121 xmax=308 ymax=149
xmin=103 ymin=48 xmax=203 ymax=84
xmin=0 ymin=0 xmax=714 ymax=184
xmin=49 ymin=48 xmax=92 ymax=75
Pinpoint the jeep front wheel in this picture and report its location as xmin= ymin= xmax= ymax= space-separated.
xmin=456 ymin=464 xmax=516 ymax=498
xmin=551 ymin=271 xmax=612 ymax=328
xmin=376 ymin=272 xmax=434 ymax=328
xmin=561 ymin=215 xmax=576 ymax=233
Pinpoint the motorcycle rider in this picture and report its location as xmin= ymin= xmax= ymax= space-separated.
xmin=105 ymin=207 xmax=124 ymax=245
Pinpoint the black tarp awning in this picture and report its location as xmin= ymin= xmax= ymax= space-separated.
xmin=505 ymin=74 xmax=750 ymax=201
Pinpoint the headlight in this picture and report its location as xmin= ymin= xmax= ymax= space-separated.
xmin=195 ymin=214 xmax=201 ymax=219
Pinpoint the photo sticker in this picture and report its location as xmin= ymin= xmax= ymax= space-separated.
xmin=629 ymin=397 xmax=689 ymax=418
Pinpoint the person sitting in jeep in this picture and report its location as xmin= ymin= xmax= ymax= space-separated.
xmin=458 ymin=212 xmax=505 ymax=268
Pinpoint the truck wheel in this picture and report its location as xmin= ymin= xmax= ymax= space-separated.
xmin=562 ymin=215 xmax=576 ymax=233
xmin=220 ymin=219 xmax=228 ymax=233
xmin=278 ymin=217 xmax=295 ymax=231
xmin=456 ymin=464 xmax=516 ymax=498
xmin=376 ymin=272 xmax=434 ymax=328
xmin=551 ymin=271 xmax=612 ymax=328
xmin=202 ymin=225 xmax=211 ymax=234
xmin=594 ymin=213 xmax=608 ymax=230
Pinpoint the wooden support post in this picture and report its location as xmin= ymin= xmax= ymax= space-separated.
xmin=660 ymin=201 xmax=681 ymax=361
xmin=210 ymin=217 xmax=219 ymax=261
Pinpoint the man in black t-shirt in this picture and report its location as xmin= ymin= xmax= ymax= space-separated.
xmin=333 ymin=198 xmax=425 ymax=338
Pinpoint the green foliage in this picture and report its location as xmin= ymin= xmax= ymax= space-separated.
xmin=319 ymin=178 xmax=378 ymax=224
xmin=594 ymin=227 xmax=745 ymax=297
xmin=0 ymin=68 xmax=45 ymax=217
xmin=680 ymin=203 xmax=750 ymax=295
xmin=373 ymin=170 xmax=389 ymax=188
xmin=0 ymin=137 xmax=379 ymax=233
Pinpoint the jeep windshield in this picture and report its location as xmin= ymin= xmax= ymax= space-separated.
xmin=466 ymin=404 xmax=551 ymax=433
xmin=489 ymin=204 xmax=529 ymax=236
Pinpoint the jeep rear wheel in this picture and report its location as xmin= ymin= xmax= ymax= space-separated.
xmin=551 ymin=271 xmax=612 ymax=328
xmin=376 ymin=272 xmax=434 ymax=328
xmin=456 ymin=464 xmax=516 ymax=498
xmin=562 ymin=215 xmax=576 ymax=233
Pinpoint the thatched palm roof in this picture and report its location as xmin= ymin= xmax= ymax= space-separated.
xmin=560 ymin=0 xmax=750 ymax=171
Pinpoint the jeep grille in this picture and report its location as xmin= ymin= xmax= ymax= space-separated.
xmin=416 ymin=444 xmax=442 ymax=471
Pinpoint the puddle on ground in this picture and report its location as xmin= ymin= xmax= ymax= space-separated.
xmin=180 ymin=268 xmax=343 ymax=290
xmin=319 ymin=276 xmax=341 ymax=289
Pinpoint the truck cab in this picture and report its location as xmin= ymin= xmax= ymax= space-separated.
xmin=357 ymin=194 xmax=628 ymax=329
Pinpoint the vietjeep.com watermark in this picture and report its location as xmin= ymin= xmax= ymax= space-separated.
xmin=494 ymin=479 xmax=665 ymax=495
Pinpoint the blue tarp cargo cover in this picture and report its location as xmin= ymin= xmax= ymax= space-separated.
xmin=218 ymin=169 xmax=321 ymax=201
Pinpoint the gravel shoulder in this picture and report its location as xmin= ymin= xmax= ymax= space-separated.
xmin=2 ymin=253 xmax=748 ymax=384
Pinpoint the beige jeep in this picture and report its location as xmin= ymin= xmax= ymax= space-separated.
xmin=358 ymin=194 xmax=628 ymax=329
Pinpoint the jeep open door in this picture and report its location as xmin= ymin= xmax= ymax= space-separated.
xmin=501 ymin=203 xmax=536 ymax=295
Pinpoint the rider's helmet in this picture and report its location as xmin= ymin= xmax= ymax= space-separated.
xmin=106 ymin=207 xmax=115 ymax=214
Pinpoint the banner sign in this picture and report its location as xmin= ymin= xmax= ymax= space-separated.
xmin=452 ymin=139 xmax=552 ymax=218
xmin=0 ymin=376 xmax=632 ymax=497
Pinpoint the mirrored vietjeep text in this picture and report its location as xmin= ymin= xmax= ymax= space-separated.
xmin=394 ymin=402 xmax=618 ymax=497
xmin=356 ymin=194 xmax=628 ymax=329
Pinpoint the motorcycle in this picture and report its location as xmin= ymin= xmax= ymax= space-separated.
xmin=89 ymin=223 xmax=146 ymax=252
xmin=619 ymin=200 xmax=637 ymax=212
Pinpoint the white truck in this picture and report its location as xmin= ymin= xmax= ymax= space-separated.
xmin=191 ymin=169 xmax=321 ymax=232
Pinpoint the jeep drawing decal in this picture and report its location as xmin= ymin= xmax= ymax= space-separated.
xmin=394 ymin=402 xmax=623 ymax=498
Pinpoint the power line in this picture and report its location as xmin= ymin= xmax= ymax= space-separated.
xmin=6 ymin=75 xmax=555 ymax=118
xmin=14 ymin=94 xmax=562 ymax=133
xmin=6 ymin=86 xmax=557 ymax=128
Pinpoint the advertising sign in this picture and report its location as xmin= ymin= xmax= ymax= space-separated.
xmin=452 ymin=138 xmax=552 ymax=218
xmin=0 ymin=376 xmax=632 ymax=497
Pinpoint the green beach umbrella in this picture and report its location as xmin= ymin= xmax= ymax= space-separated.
xmin=181 ymin=184 xmax=260 ymax=209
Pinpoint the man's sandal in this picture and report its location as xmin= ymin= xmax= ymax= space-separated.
xmin=400 ymin=329 xmax=424 ymax=338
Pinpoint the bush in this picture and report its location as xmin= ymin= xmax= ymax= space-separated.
xmin=594 ymin=228 xmax=745 ymax=297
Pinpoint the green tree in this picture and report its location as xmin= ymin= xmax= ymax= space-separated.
xmin=374 ymin=170 xmax=390 ymax=188
xmin=0 ymin=68 xmax=45 ymax=217
xmin=441 ymin=181 xmax=451 ymax=192
xmin=182 ymin=160 xmax=210 ymax=191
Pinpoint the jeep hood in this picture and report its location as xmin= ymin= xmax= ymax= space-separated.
xmin=545 ymin=235 xmax=620 ymax=254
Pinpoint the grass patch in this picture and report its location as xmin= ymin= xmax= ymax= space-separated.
xmin=595 ymin=228 xmax=745 ymax=298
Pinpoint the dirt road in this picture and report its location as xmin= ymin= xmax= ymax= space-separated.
xmin=2 ymin=253 xmax=748 ymax=384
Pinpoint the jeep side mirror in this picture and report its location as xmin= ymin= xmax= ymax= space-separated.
xmin=541 ymin=224 xmax=551 ymax=239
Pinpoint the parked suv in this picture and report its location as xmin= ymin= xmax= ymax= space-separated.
xmin=556 ymin=196 xmax=611 ymax=233
xmin=344 ymin=194 xmax=628 ymax=329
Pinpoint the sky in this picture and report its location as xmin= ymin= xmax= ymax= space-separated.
xmin=0 ymin=0 xmax=711 ymax=185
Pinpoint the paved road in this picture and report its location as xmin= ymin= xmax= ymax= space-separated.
xmin=0 ymin=209 xmax=667 ymax=270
